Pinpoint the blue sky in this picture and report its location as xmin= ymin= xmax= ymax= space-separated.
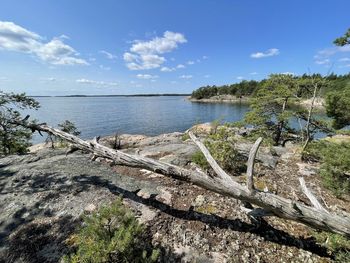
xmin=0 ymin=0 xmax=349 ymax=95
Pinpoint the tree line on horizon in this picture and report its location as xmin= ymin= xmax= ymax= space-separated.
xmin=191 ymin=73 xmax=350 ymax=100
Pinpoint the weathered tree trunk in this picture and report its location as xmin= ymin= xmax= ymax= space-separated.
xmin=16 ymin=120 xmax=350 ymax=237
xmin=302 ymin=82 xmax=318 ymax=152
xmin=274 ymin=98 xmax=288 ymax=146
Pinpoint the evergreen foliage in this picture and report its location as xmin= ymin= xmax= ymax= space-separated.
xmin=303 ymin=141 xmax=350 ymax=197
xmin=64 ymin=198 xmax=159 ymax=263
xmin=0 ymin=91 xmax=40 ymax=155
xmin=244 ymin=74 xmax=297 ymax=145
xmin=334 ymin=28 xmax=350 ymax=46
xmin=191 ymin=126 xmax=244 ymax=174
xmin=46 ymin=120 xmax=81 ymax=148
xmin=191 ymin=73 xmax=350 ymax=100
xmin=326 ymin=86 xmax=350 ymax=129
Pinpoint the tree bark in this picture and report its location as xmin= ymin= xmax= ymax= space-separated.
xmin=16 ymin=120 xmax=350 ymax=238
xmin=302 ymin=82 xmax=318 ymax=152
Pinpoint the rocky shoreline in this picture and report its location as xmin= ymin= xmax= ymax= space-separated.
xmin=188 ymin=95 xmax=326 ymax=110
xmin=0 ymin=124 xmax=347 ymax=262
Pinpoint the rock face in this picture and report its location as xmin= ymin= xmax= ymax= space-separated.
xmin=0 ymin=148 xmax=161 ymax=263
xmin=0 ymin=131 xmax=341 ymax=263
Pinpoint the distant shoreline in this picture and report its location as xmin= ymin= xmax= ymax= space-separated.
xmin=30 ymin=94 xmax=191 ymax=98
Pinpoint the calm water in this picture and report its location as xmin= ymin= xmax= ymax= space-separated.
xmin=27 ymin=96 xmax=251 ymax=144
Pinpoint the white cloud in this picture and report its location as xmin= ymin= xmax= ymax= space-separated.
xmin=204 ymin=74 xmax=211 ymax=78
xmin=76 ymin=78 xmax=117 ymax=86
xmin=237 ymin=76 xmax=244 ymax=80
xmin=136 ymin=74 xmax=159 ymax=79
xmin=314 ymin=46 xmax=350 ymax=65
xmin=41 ymin=77 xmax=56 ymax=82
xmin=160 ymin=66 xmax=175 ymax=72
xmin=315 ymin=59 xmax=330 ymax=65
xmin=281 ymin=72 xmax=295 ymax=76
xmin=99 ymin=50 xmax=117 ymax=60
xmin=339 ymin=57 xmax=350 ymax=62
xmin=177 ymin=64 xmax=185 ymax=69
xmin=250 ymin=48 xmax=280 ymax=58
xmin=99 ymin=65 xmax=111 ymax=70
xmin=0 ymin=21 xmax=88 ymax=65
xmin=187 ymin=60 xmax=195 ymax=65
xmin=179 ymin=75 xmax=192 ymax=79
xmin=202 ymin=55 xmax=208 ymax=59
xmin=250 ymin=72 xmax=258 ymax=75
xmin=123 ymin=31 xmax=187 ymax=70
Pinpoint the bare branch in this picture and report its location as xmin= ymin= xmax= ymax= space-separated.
xmin=299 ymin=177 xmax=329 ymax=213
xmin=11 ymin=120 xmax=350 ymax=237
xmin=188 ymin=131 xmax=236 ymax=184
xmin=246 ymin=137 xmax=263 ymax=192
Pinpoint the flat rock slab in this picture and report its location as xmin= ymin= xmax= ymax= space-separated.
xmin=0 ymin=149 xmax=160 ymax=263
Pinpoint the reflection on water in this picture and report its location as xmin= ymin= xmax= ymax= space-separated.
xmin=26 ymin=96 xmax=251 ymax=143
xmin=25 ymin=96 xmax=328 ymax=144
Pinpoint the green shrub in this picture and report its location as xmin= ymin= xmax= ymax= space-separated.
xmin=64 ymin=198 xmax=159 ymax=263
xmin=191 ymin=126 xmax=244 ymax=174
xmin=181 ymin=133 xmax=190 ymax=141
xmin=303 ymin=141 xmax=350 ymax=197
xmin=191 ymin=151 xmax=209 ymax=170
xmin=313 ymin=231 xmax=350 ymax=262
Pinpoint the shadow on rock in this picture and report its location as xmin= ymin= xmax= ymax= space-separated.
xmin=72 ymin=174 xmax=331 ymax=259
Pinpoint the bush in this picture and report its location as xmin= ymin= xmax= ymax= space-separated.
xmin=64 ymin=198 xmax=159 ymax=263
xmin=191 ymin=151 xmax=209 ymax=170
xmin=191 ymin=126 xmax=244 ymax=174
xmin=303 ymin=141 xmax=350 ymax=197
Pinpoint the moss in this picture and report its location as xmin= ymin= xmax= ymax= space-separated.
xmin=196 ymin=204 xmax=217 ymax=214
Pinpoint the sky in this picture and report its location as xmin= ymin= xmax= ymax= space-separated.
xmin=0 ymin=0 xmax=349 ymax=96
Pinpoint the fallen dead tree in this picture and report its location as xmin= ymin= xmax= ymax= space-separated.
xmin=17 ymin=120 xmax=350 ymax=237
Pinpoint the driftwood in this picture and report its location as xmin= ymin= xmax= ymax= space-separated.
xmin=17 ymin=120 xmax=350 ymax=237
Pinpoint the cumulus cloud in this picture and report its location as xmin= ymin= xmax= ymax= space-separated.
xmin=281 ymin=72 xmax=295 ymax=76
xmin=177 ymin=64 xmax=185 ymax=69
xmin=237 ymin=76 xmax=244 ymax=80
xmin=76 ymin=78 xmax=117 ymax=86
xmin=99 ymin=50 xmax=117 ymax=60
xmin=314 ymin=46 xmax=350 ymax=66
xmin=179 ymin=75 xmax=192 ymax=79
xmin=136 ymin=74 xmax=159 ymax=79
xmin=315 ymin=59 xmax=330 ymax=65
xmin=0 ymin=21 xmax=88 ymax=65
xmin=187 ymin=60 xmax=195 ymax=65
xmin=339 ymin=57 xmax=350 ymax=62
xmin=123 ymin=31 xmax=187 ymax=70
xmin=250 ymin=72 xmax=258 ymax=75
xmin=160 ymin=67 xmax=175 ymax=72
xmin=250 ymin=48 xmax=280 ymax=58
